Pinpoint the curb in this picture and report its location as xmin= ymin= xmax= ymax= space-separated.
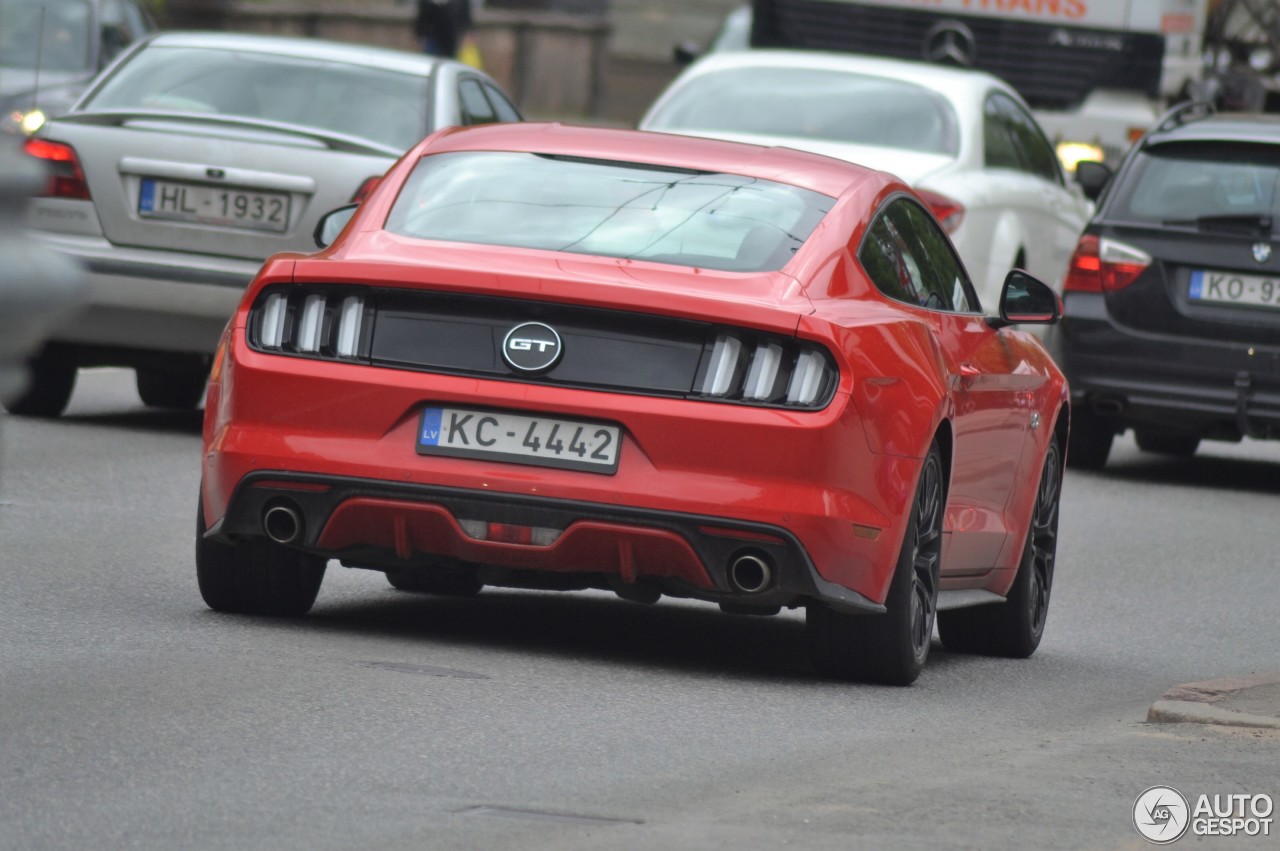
xmin=1147 ymin=673 xmax=1280 ymax=729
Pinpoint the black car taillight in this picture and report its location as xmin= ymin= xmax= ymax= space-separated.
xmin=249 ymin=286 xmax=371 ymax=360
xmin=1063 ymin=235 xmax=1152 ymax=294
xmin=23 ymin=137 xmax=91 ymax=200
xmin=692 ymin=330 xmax=837 ymax=409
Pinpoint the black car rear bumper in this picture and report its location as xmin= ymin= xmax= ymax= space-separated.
xmin=1050 ymin=294 xmax=1280 ymax=440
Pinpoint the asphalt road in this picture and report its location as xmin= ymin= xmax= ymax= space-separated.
xmin=2 ymin=368 xmax=1277 ymax=850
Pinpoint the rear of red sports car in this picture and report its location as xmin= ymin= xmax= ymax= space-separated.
xmin=198 ymin=123 xmax=1064 ymax=684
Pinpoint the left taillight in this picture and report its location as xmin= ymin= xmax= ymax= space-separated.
xmin=23 ymin=137 xmax=91 ymax=200
xmin=693 ymin=331 xmax=838 ymax=410
xmin=250 ymin=286 xmax=369 ymax=360
xmin=916 ymin=188 xmax=965 ymax=234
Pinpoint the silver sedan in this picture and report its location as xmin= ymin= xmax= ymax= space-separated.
xmin=14 ymin=31 xmax=522 ymax=417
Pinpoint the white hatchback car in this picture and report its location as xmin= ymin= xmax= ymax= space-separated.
xmin=640 ymin=50 xmax=1091 ymax=311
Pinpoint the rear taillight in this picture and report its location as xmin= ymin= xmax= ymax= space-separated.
xmin=693 ymin=331 xmax=838 ymax=409
xmin=23 ymin=137 xmax=90 ymax=200
xmin=250 ymin=286 xmax=370 ymax=360
xmin=351 ymin=176 xmax=381 ymax=204
xmin=916 ymin=188 xmax=965 ymax=234
xmin=1063 ymin=235 xmax=1151 ymax=294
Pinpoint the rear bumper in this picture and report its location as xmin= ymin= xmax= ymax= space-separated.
xmin=29 ymin=231 xmax=255 ymax=355
xmin=202 ymin=333 xmax=926 ymax=611
xmin=1050 ymin=293 xmax=1280 ymax=439
xmin=211 ymin=472 xmax=885 ymax=613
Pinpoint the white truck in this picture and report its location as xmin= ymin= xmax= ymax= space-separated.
xmin=747 ymin=0 xmax=1212 ymax=168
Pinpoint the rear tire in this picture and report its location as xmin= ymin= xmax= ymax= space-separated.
xmin=1134 ymin=429 xmax=1199 ymax=457
xmin=807 ymin=444 xmax=944 ymax=685
xmin=196 ymin=496 xmax=326 ymax=616
xmin=1066 ymin=407 xmax=1114 ymax=471
xmin=137 ymin=367 xmax=208 ymax=410
xmin=938 ymin=437 xmax=1061 ymax=658
xmin=4 ymin=350 xmax=76 ymax=417
xmin=385 ymin=560 xmax=482 ymax=596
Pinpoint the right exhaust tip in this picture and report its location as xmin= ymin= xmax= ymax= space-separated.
xmin=728 ymin=551 xmax=773 ymax=594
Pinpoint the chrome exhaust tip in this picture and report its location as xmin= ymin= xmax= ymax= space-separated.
xmin=728 ymin=552 xmax=772 ymax=594
xmin=263 ymin=503 xmax=304 ymax=545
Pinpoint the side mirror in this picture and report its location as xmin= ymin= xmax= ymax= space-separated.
xmin=313 ymin=204 xmax=358 ymax=248
xmin=990 ymin=269 xmax=1060 ymax=328
xmin=1074 ymin=160 xmax=1112 ymax=202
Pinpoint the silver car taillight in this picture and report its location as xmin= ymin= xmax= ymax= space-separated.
xmin=249 ymin=286 xmax=368 ymax=360
xmin=694 ymin=330 xmax=837 ymax=410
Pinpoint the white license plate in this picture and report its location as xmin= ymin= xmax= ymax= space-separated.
xmin=1189 ymin=269 xmax=1280 ymax=309
xmin=417 ymin=407 xmax=621 ymax=473
xmin=138 ymin=178 xmax=291 ymax=233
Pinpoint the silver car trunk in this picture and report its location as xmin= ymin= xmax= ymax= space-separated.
xmin=47 ymin=117 xmax=394 ymax=261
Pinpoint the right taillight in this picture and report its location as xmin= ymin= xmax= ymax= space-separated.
xmin=23 ymin=137 xmax=91 ymax=200
xmin=1063 ymin=235 xmax=1151 ymax=294
xmin=693 ymin=330 xmax=838 ymax=410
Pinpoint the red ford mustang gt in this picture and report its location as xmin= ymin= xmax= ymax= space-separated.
xmin=198 ymin=123 xmax=1069 ymax=684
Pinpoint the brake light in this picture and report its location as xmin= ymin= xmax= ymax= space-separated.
xmin=351 ymin=176 xmax=381 ymax=204
xmin=1063 ymin=235 xmax=1151 ymax=294
xmin=23 ymin=137 xmax=90 ymax=200
xmin=916 ymin=188 xmax=965 ymax=234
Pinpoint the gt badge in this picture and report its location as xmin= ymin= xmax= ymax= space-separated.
xmin=502 ymin=322 xmax=563 ymax=374
xmin=1253 ymin=242 xmax=1272 ymax=264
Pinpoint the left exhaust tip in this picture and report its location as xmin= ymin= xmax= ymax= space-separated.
xmin=263 ymin=502 xmax=304 ymax=545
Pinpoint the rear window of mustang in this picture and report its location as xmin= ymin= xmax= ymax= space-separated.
xmin=383 ymin=151 xmax=835 ymax=272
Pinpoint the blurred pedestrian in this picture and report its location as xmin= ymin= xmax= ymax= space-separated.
xmin=415 ymin=0 xmax=471 ymax=59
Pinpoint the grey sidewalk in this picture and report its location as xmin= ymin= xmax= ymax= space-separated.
xmin=1148 ymin=673 xmax=1280 ymax=729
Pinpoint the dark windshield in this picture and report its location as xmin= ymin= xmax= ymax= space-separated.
xmin=0 ymin=0 xmax=92 ymax=72
xmin=1112 ymin=141 xmax=1280 ymax=228
xmin=384 ymin=151 xmax=835 ymax=272
xmin=646 ymin=66 xmax=961 ymax=156
xmin=83 ymin=45 xmax=430 ymax=150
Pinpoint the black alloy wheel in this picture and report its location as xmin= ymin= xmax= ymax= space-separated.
xmin=938 ymin=436 xmax=1061 ymax=658
xmin=807 ymin=443 xmax=944 ymax=685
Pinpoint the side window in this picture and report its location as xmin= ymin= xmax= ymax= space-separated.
xmin=483 ymin=82 xmax=522 ymax=123
xmin=858 ymin=199 xmax=977 ymax=313
xmin=983 ymin=95 xmax=1021 ymax=171
xmin=459 ymin=78 xmax=497 ymax=126
xmin=996 ymin=94 xmax=1062 ymax=185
